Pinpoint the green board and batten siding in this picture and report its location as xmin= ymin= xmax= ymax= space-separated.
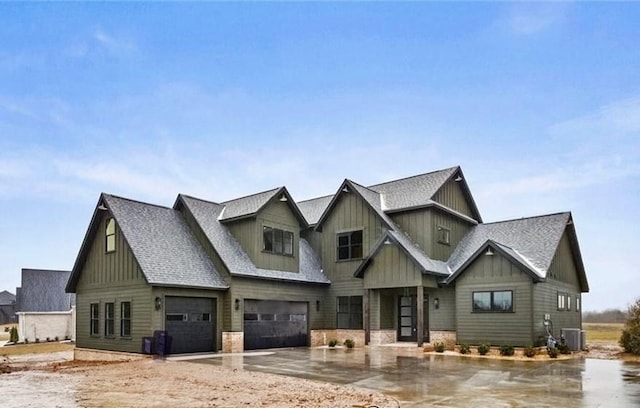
xmin=319 ymin=192 xmax=386 ymax=328
xmin=75 ymin=214 xmax=153 ymax=353
xmin=432 ymin=178 xmax=475 ymax=219
xmin=455 ymin=252 xmax=535 ymax=346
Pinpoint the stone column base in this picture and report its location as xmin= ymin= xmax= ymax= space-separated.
xmin=222 ymin=332 xmax=244 ymax=353
xmin=429 ymin=330 xmax=457 ymax=348
xmin=310 ymin=329 xmax=365 ymax=347
xmin=369 ymin=330 xmax=397 ymax=345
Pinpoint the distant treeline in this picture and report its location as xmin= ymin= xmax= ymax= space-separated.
xmin=583 ymin=308 xmax=628 ymax=323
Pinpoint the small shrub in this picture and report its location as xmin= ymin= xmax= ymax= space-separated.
xmin=46 ymin=337 xmax=51 ymax=342
xmin=477 ymin=343 xmax=491 ymax=355
xmin=434 ymin=342 xmax=445 ymax=353
xmin=500 ymin=345 xmax=515 ymax=356
xmin=557 ymin=343 xmax=571 ymax=355
xmin=458 ymin=343 xmax=470 ymax=354
xmin=547 ymin=347 xmax=559 ymax=358
xmin=620 ymin=298 xmax=640 ymax=355
xmin=328 ymin=339 xmax=338 ymax=347
xmin=344 ymin=339 xmax=355 ymax=349
xmin=24 ymin=338 xmax=29 ymax=344
xmin=524 ymin=346 xmax=537 ymax=358
xmin=9 ymin=326 xmax=18 ymax=343
xmin=54 ymin=336 xmax=59 ymax=342
xmin=35 ymin=338 xmax=40 ymax=343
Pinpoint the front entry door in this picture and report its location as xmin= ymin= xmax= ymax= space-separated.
xmin=398 ymin=295 xmax=417 ymax=341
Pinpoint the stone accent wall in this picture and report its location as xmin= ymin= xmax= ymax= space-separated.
xmin=429 ymin=330 xmax=457 ymax=348
xmin=75 ymin=347 xmax=151 ymax=362
xmin=310 ymin=329 xmax=365 ymax=347
xmin=369 ymin=330 xmax=397 ymax=345
xmin=222 ymin=332 xmax=244 ymax=353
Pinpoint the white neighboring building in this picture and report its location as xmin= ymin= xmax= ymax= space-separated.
xmin=15 ymin=269 xmax=75 ymax=342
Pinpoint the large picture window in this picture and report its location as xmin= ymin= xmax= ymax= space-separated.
xmin=337 ymin=230 xmax=363 ymax=260
xmin=90 ymin=303 xmax=99 ymax=336
xmin=472 ymin=290 xmax=513 ymax=312
xmin=336 ymin=296 xmax=363 ymax=329
xmin=120 ymin=301 xmax=131 ymax=337
xmin=263 ymin=226 xmax=294 ymax=256
xmin=105 ymin=302 xmax=115 ymax=337
xmin=105 ymin=218 xmax=116 ymax=253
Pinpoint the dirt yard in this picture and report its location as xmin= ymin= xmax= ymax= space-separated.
xmin=1 ymin=350 xmax=396 ymax=407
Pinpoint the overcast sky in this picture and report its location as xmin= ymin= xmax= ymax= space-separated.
xmin=1 ymin=3 xmax=638 ymax=312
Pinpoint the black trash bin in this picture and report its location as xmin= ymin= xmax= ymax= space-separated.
xmin=141 ymin=337 xmax=154 ymax=354
xmin=154 ymin=330 xmax=169 ymax=356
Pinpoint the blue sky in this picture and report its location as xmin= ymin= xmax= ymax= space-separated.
xmin=1 ymin=3 xmax=638 ymax=312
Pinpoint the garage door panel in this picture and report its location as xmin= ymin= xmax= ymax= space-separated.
xmin=244 ymin=300 xmax=308 ymax=350
xmin=165 ymin=297 xmax=216 ymax=354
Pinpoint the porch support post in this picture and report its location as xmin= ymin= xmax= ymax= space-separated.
xmin=364 ymin=289 xmax=370 ymax=345
xmin=416 ymin=286 xmax=424 ymax=347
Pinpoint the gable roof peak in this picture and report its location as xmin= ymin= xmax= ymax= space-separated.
xmin=367 ymin=166 xmax=460 ymax=190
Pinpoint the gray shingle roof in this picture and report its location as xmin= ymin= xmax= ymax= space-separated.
xmin=179 ymin=195 xmax=329 ymax=284
xmin=388 ymin=230 xmax=450 ymax=276
xmin=447 ymin=212 xmax=571 ymax=281
xmin=103 ymin=195 xmax=228 ymax=290
xmin=0 ymin=290 xmax=15 ymax=306
xmin=298 ymin=195 xmax=333 ymax=226
xmin=219 ymin=188 xmax=281 ymax=221
xmin=16 ymin=269 xmax=74 ymax=312
xmin=368 ymin=167 xmax=458 ymax=212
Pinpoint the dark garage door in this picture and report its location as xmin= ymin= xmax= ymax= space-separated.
xmin=244 ymin=300 xmax=308 ymax=350
xmin=165 ymin=296 xmax=216 ymax=354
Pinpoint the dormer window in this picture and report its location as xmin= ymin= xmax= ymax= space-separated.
xmin=105 ymin=218 xmax=116 ymax=253
xmin=337 ymin=230 xmax=363 ymax=261
xmin=263 ymin=226 xmax=294 ymax=256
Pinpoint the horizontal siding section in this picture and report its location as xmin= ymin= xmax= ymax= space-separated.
xmin=75 ymin=283 xmax=152 ymax=353
xmin=533 ymin=280 xmax=582 ymax=344
xmin=425 ymin=287 xmax=455 ymax=331
xmin=455 ymin=254 xmax=534 ymax=346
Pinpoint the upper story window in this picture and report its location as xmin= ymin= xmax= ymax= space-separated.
xmin=263 ymin=226 xmax=294 ymax=256
xmin=105 ymin=218 xmax=116 ymax=253
xmin=337 ymin=230 xmax=363 ymax=261
xmin=472 ymin=290 xmax=513 ymax=312
xmin=437 ymin=226 xmax=450 ymax=245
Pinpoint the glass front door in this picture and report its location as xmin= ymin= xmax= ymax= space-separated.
xmin=398 ymin=295 xmax=417 ymax=341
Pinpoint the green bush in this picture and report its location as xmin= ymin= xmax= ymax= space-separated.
xmin=524 ymin=346 xmax=537 ymax=358
xmin=557 ymin=343 xmax=571 ymax=355
xmin=434 ymin=342 xmax=445 ymax=353
xmin=477 ymin=343 xmax=491 ymax=355
xmin=328 ymin=339 xmax=338 ymax=347
xmin=458 ymin=343 xmax=470 ymax=354
xmin=620 ymin=298 xmax=640 ymax=355
xmin=500 ymin=345 xmax=515 ymax=356
xmin=344 ymin=339 xmax=355 ymax=349
xmin=35 ymin=338 xmax=40 ymax=343
xmin=9 ymin=326 xmax=18 ymax=343
xmin=547 ymin=347 xmax=559 ymax=358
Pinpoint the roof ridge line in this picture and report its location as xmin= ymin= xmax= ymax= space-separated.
xmin=102 ymin=193 xmax=173 ymax=210
xmin=178 ymin=194 xmax=223 ymax=206
xmin=480 ymin=211 xmax=570 ymax=226
xmin=367 ymin=166 xmax=459 ymax=188
xmin=220 ymin=186 xmax=282 ymax=204
xmin=297 ymin=193 xmax=334 ymax=203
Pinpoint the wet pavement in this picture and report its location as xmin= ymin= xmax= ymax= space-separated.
xmin=190 ymin=347 xmax=640 ymax=407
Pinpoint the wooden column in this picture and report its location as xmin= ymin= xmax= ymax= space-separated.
xmin=416 ymin=286 xmax=424 ymax=347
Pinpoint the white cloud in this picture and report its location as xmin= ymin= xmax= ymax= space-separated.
xmin=550 ymin=96 xmax=640 ymax=137
xmin=93 ymin=27 xmax=136 ymax=55
xmin=503 ymin=3 xmax=569 ymax=36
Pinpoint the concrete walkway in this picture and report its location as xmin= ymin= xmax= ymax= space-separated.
xmin=190 ymin=347 xmax=640 ymax=407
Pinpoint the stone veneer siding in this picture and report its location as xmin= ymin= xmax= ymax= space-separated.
xmin=222 ymin=332 xmax=244 ymax=353
xmin=310 ymin=330 xmax=365 ymax=348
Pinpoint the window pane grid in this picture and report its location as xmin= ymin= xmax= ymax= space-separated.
xmin=336 ymin=296 xmax=363 ymax=329
xmin=336 ymin=230 xmax=363 ymax=260
xmin=263 ymin=226 xmax=294 ymax=256
xmin=472 ymin=291 xmax=513 ymax=312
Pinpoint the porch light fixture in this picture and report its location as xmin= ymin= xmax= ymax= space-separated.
xmin=486 ymin=248 xmax=494 ymax=256
xmin=97 ymin=204 xmax=108 ymax=211
xmin=383 ymin=237 xmax=393 ymax=245
xmin=154 ymin=296 xmax=162 ymax=311
xmin=454 ymin=175 xmax=463 ymax=182
xmin=434 ymin=298 xmax=440 ymax=310
xmin=235 ymin=298 xmax=240 ymax=311
xmin=279 ymin=194 xmax=288 ymax=202
xmin=342 ymin=186 xmax=350 ymax=193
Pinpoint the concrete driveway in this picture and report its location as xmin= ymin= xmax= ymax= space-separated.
xmin=189 ymin=347 xmax=640 ymax=407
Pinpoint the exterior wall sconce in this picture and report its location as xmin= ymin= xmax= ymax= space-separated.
xmin=316 ymin=300 xmax=320 ymax=312
xmin=434 ymin=298 xmax=440 ymax=310
xmin=454 ymin=175 xmax=463 ymax=182
xmin=97 ymin=204 xmax=108 ymax=211
xmin=383 ymin=237 xmax=393 ymax=245
xmin=235 ymin=298 xmax=240 ymax=311
xmin=279 ymin=194 xmax=288 ymax=202
xmin=154 ymin=296 xmax=162 ymax=311
xmin=486 ymin=248 xmax=494 ymax=256
xmin=341 ymin=186 xmax=350 ymax=193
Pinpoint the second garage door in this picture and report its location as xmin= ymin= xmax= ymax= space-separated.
xmin=165 ymin=296 xmax=216 ymax=354
xmin=243 ymin=300 xmax=308 ymax=350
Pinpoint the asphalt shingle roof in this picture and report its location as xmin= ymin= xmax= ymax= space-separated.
xmin=179 ymin=195 xmax=329 ymax=284
xmin=368 ymin=167 xmax=458 ymax=212
xmin=219 ymin=188 xmax=281 ymax=221
xmin=447 ymin=212 xmax=571 ymax=279
xmin=16 ymin=269 xmax=74 ymax=312
xmin=298 ymin=195 xmax=333 ymax=226
xmin=103 ymin=195 xmax=228 ymax=290
xmin=0 ymin=290 xmax=15 ymax=306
